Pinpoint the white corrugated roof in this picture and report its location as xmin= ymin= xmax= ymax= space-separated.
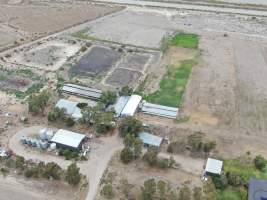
xmin=139 ymin=132 xmax=163 ymax=147
xmin=114 ymin=96 xmax=130 ymax=117
xmin=205 ymin=158 xmax=223 ymax=175
xmin=55 ymin=99 xmax=82 ymax=120
xmin=50 ymin=129 xmax=86 ymax=148
xmin=61 ymin=83 xmax=102 ymax=99
xmin=141 ymin=101 xmax=178 ymax=118
xmin=121 ymin=95 xmax=142 ymax=116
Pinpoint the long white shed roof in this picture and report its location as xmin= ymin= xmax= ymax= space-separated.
xmin=61 ymin=83 xmax=102 ymax=100
xmin=205 ymin=158 xmax=223 ymax=175
xmin=121 ymin=95 xmax=142 ymax=117
xmin=141 ymin=101 xmax=178 ymax=119
xmin=50 ymin=129 xmax=86 ymax=148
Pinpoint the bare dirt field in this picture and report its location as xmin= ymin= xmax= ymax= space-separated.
xmin=117 ymin=53 xmax=150 ymax=71
xmin=0 ymin=175 xmax=78 ymax=200
xmin=71 ymin=46 xmax=122 ymax=76
xmin=105 ymin=68 xmax=143 ymax=88
xmin=0 ymin=1 xmax=121 ymax=50
xmin=8 ymin=40 xmax=81 ymax=71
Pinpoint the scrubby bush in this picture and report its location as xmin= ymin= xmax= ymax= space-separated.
xmin=119 ymin=117 xmax=143 ymax=137
xmin=212 ymin=173 xmax=228 ymax=190
xmin=226 ymin=172 xmax=243 ymax=186
xmin=143 ymin=146 xmax=159 ymax=166
xmin=120 ymin=148 xmax=134 ymax=164
xmin=65 ymin=163 xmax=81 ymax=186
xmin=254 ymin=155 xmax=266 ymax=171
xmin=101 ymin=184 xmax=115 ymax=199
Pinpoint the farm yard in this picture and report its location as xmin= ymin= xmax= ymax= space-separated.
xmin=0 ymin=1 xmax=267 ymax=200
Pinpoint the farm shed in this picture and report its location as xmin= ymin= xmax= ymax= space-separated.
xmin=249 ymin=178 xmax=267 ymax=200
xmin=114 ymin=96 xmax=130 ymax=117
xmin=141 ymin=101 xmax=179 ymax=119
xmin=55 ymin=99 xmax=82 ymax=120
xmin=204 ymin=158 xmax=223 ymax=175
xmin=60 ymin=83 xmax=102 ymax=100
xmin=138 ymin=132 xmax=163 ymax=147
xmin=50 ymin=129 xmax=86 ymax=150
xmin=121 ymin=95 xmax=142 ymax=117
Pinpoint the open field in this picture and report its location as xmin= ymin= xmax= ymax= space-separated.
xmin=71 ymin=46 xmax=122 ymax=76
xmin=0 ymin=175 xmax=78 ymax=200
xmin=8 ymin=40 xmax=81 ymax=71
xmin=0 ymin=1 xmax=121 ymax=50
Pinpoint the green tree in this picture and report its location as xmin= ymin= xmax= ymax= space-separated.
xmin=123 ymin=134 xmax=142 ymax=158
xmin=119 ymin=86 xmax=133 ymax=96
xmin=42 ymin=162 xmax=61 ymax=180
xmin=119 ymin=117 xmax=143 ymax=137
xmin=28 ymin=90 xmax=50 ymax=114
xmin=15 ymin=156 xmax=25 ymax=170
xmin=254 ymin=155 xmax=266 ymax=171
xmin=64 ymin=117 xmax=75 ymax=127
xmin=143 ymin=146 xmax=159 ymax=166
xmin=141 ymin=179 xmax=157 ymax=200
xmin=212 ymin=173 xmax=228 ymax=189
xmin=48 ymin=107 xmax=65 ymax=122
xmin=100 ymin=91 xmax=117 ymax=107
xmin=65 ymin=163 xmax=81 ymax=186
xmin=226 ymin=172 xmax=242 ymax=186
xmin=101 ymin=184 xmax=114 ymax=199
xmin=120 ymin=148 xmax=134 ymax=164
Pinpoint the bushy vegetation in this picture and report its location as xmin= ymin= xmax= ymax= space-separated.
xmin=101 ymin=184 xmax=115 ymax=199
xmin=100 ymin=91 xmax=117 ymax=107
xmin=28 ymin=89 xmax=50 ymax=115
xmin=119 ymin=117 xmax=143 ymax=138
xmin=167 ymin=132 xmax=216 ymax=156
xmin=65 ymin=163 xmax=82 ymax=186
xmin=143 ymin=146 xmax=176 ymax=169
xmin=120 ymin=134 xmax=143 ymax=164
xmin=210 ymin=154 xmax=267 ymax=200
xmin=145 ymin=60 xmax=196 ymax=107
xmin=82 ymin=103 xmax=115 ymax=134
xmin=119 ymin=86 xmax=133 ymax=96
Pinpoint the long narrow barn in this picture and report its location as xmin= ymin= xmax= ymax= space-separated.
xmin=60 ymin=83 xmax=102 ymax=100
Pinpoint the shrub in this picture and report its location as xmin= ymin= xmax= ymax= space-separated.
xmin=227 ymin=172 xmax=242 ymax=186
xmin=64 ymin=117 xmax=75 ymax=127
xmin=119 ymin=117 xmax=143 ymax=137
xmin=254 ymin=155 xmax=266 ymax=171
xmin=101 ymin=184 xmax=115 ymax=199
xmin=143 ymin=146 xmax=159 ymax=166
xmin=120 ymin=148 xmax=134 ymax=164
xmin=65 ymin=163 xmax=81 ymax=186
xmin=212 ymin=173 xmax=228 ymax=190
xmin=42 ymin=162 xmax=62 ymax=180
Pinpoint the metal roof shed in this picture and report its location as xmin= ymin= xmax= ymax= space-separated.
xmin=138 ymin=132 xmax=163 ymax=147
xmin=114 ymin=96 xmax=130 ymax=117
xmin=205 ymin=158 xmax=223 ymax=175
xmin=249 ymin=178 xmax=267 ymax=200
xmin=141 ymin=101 xmax=179 ymax=119
xmin=55 ymin=99 xmax=82 ymax=120
xmin=60 ymin=83 xmax=102 ymax=100
xmin=50 ymin=129 xmax=86 ymax=150
xmin=121 ymin=95 xmax=142 ymax=117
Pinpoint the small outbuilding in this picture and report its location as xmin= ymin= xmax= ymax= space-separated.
xmin=114 ymin=96 xmax=130 ymax=117
xmin=50 ymin=129 xmax=86 ymax=150
xmin=55 ymin=99 xmax=82 ymax=120
xmin=249 ymin=178 xmax=267 ymax=200
xmin=204 ymin=158 xmax=223 ymax=175
xmin=120 ymin=95 xmax=142 ymax=117
xmin=138 ymin=132 xmax=163 ymax=147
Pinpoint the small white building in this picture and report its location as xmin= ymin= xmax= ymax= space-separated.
xmin=120 ymin=95 xmax=142 ymax=117
xmin=204 ymin=158 xmax=223 ymax=175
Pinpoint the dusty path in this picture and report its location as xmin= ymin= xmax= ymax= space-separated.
xmin=93 ymin=0 xmax=267 ymax=16
xmin=8 ymin=126 xmax=123 ymax=200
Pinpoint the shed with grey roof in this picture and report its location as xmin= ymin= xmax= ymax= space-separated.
xmin=141 ymin=101 xmax=178 ymax=119
xmin=249 ymin=178 xmax=267 ymax=200
xmin=50 ymin=129 xmax=86 ymax=150
xmin=60 ymin=83 xmax=102 ymax=100
xmin=55 ymin=99 xmax=82 ymax=120
xmin=138 ymin=132 xmax=163 ymax=147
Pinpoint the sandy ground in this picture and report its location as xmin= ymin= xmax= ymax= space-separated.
xmin=9 ymin=41 xmax=81 ymax=71
xmin=0 ymin=2 xmax=121 ymax=50
xmin=0 ymin=175 xmax=77 ymax=200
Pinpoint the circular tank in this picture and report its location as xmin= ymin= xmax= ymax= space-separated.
xmin=50 ymin=143 xmax=57 ymax=150
xmin=46 ymin=130 xmax=54 ymax=141
xmin=39 ymin=128 xmax=47 ymax=140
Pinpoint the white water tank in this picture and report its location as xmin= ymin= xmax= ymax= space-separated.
xmin=46 ymin=130 xmax=54 ymax=141
xmin=39 ymin=128 xmax=47 ymax=140
xmin=50 ymin=143 xmax=57 ymax=150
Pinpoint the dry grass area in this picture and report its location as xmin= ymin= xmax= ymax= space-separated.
xmin=95 ymin=152 xmax=201 ymax=200
xmin=0 ymin=1 xmax=121 ymax=50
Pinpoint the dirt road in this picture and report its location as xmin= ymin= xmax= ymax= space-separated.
xmin=8 ymin=126 xmax=124 ymax=200
xmin=94 ymin=0 xmax=267 ymax=16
